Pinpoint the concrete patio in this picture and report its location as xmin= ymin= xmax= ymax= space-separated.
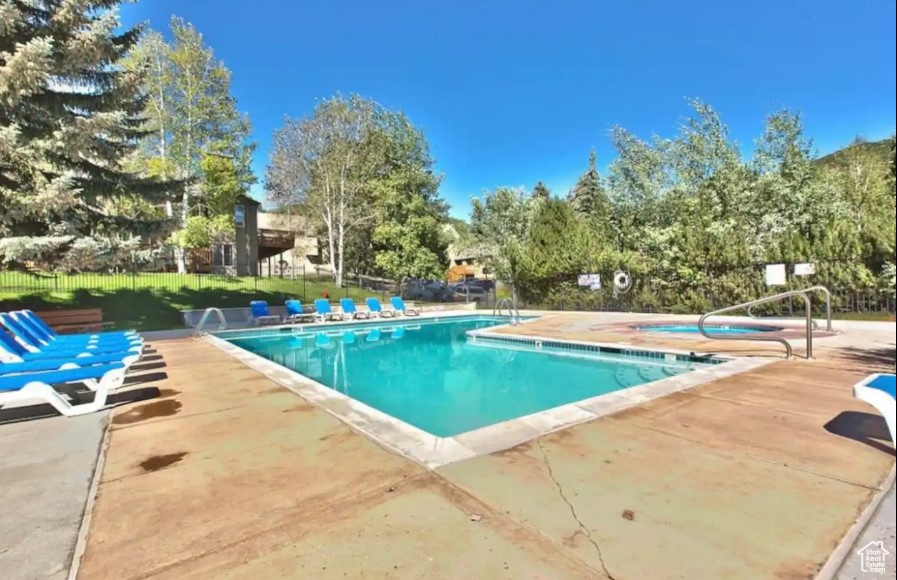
xmin=2 ymin=311 xmax=894 ymax=579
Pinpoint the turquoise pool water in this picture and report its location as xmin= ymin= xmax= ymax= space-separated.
xmin=226 ymin=316 xmax=711 ymax=437
xmin=637 ymin=323 xmax=780 ymax=334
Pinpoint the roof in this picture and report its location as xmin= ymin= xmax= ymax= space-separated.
xmin=236 ymin=194 xmax=261 ymax=206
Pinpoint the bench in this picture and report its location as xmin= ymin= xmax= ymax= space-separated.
xmin=34 ymin=308 xmax=115 ymax=334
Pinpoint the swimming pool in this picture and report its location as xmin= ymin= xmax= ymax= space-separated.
xmin=224 ymin=315 xmax=717 ymax=437
xmin=636 ymin=323 xmax=781 ymax=334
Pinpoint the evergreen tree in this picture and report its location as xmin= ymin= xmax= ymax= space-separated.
xmin=0 ymin=0 xmax=178 ymax=268
xmin=531 ymin=181 xmax=551 ymax=199
xmin=567 ymin=149 xmax=611 ymax=221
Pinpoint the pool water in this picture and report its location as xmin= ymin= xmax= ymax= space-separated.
xmin=227 ymin=316 xmax=709 ymax=437
xmin=637 ymin=324 xmax=780 ymax=334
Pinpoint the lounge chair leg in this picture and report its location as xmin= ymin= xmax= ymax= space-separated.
xmin=19 ymin=382 xmax=108 ymax=416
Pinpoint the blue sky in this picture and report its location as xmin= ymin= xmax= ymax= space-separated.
xmin=122 ymin=0 xmax=896 ymax=218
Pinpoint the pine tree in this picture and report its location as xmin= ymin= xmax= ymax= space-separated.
xmin=531 ymin=181 xmax=551 ymax=199
xmin=0 ymin=0 xmax=178 ymax=269
xmin=567 ymin=149 xmax=611 ymax=221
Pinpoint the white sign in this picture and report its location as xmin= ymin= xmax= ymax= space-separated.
xmin=577 ymin=274 xmax=601 ymax=290
xmin=856 ymin=540 xmax=890 ymax=574
xmin=794 ymin=262 xmax=816 ymax=276
xmin=765 ymin=263 xmax=786 ymax=286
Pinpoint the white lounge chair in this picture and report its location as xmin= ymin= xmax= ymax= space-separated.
xmin=853 ymin=373 xmax=896 ymax=447
xmin=0 ymin=364 xmax=128 ymax=417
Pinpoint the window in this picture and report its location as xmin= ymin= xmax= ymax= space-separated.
xmin=212 ymin=243 xmax=234 ymax=266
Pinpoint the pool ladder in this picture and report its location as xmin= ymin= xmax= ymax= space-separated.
xmin=698 ymin=286 xmax=832 ymax=359
xmin=193 ymin=307 xmax=227 ymax=337
xmin=493 ymin=298 xmax=522 ymax=325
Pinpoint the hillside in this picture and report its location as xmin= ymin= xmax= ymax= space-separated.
xmin=814 ymin=136 xmax=895 ymax=169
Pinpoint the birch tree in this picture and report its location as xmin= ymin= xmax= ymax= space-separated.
xmin=126 ymin=17 xmax=254 ymax=272
xmin=265 ymin=95 xmax=379 ymax=286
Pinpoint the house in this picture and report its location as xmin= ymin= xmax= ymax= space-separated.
xmin=200 ymin=196 xmax=321 ymax=276
xmin=446 ymin=245 xmax=492 ymax=282
xmin=443 ymin=222 xmax=492 ymax=282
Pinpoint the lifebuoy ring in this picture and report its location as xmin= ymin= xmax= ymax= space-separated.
xmin=613 ymin=270 xmax=632 ymax=297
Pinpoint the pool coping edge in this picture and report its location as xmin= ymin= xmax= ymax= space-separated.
xmin=202 ymin=323 xmax=776 ymax=469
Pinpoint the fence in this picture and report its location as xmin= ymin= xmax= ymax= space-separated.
xmin=2 ymin=268 xmax=893 ymax=319
xmin=0 ymin=269 xmax=402 ymax=309
xmin=504 ymin=269 xmax=895 ymax=318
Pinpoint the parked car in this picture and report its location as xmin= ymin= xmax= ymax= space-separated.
xmin=402 ymin=279 xmax=454 ymax=302
xmin=470 ymin=279 xmax=495 ymax=292
xmin=453 ymin=284 xmax=487 ymax=302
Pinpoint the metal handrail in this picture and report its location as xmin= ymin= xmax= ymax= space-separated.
xmin=699 ymin=288 xmax=824 ymax=359
xmin=746 ymin=285 xmax=832 ymax=332
xmin=493 ymin=298 xmax=521 ymax=325
xmin=193 ymin=307 xmax=227 ymax=337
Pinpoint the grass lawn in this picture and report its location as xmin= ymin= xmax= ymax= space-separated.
xmin=0 ymin=271 xmax=384 ymax=331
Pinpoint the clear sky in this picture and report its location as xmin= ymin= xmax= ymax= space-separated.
xmin=122 ymin=0 xmax=896 ymax=218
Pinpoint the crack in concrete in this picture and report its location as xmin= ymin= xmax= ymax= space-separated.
xmin=536 ymin=437 xmax=617 ymax=580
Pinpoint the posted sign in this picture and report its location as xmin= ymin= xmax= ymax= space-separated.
xmin=794 ymin=263 xmax=816 ymax=276
xmin=577 ymin=274 xmax=601 ymax=290
xmin=765 ymin=263 xmax=786 ymax=286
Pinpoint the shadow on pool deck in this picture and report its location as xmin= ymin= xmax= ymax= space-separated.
xmin=75 ymin=314 xmax=896 ymax=579
xmin=824 ymin=411 xmax=896 ymax=457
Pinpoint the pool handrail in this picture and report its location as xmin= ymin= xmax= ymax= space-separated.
xmin=193 ymin=307 xmax=227 ymax=337
xmin=745 ymin=285 xmax=831 ymax=332
xmin=493 ymin=298 xmax=521 ymax=325
xmin=698 ymin=286 xmax=832 ymax=359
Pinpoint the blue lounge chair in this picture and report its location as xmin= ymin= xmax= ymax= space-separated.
xmin=853 ymin=373 xmax=896 ymax=447
xmin=1 ymin=320 xmax=142 ymax=362
xmin=390 ymin=296 xmax=419 ymax=317
xmin=2 ymin=312 xmax=140 ymax=352
xmin=284 ymin=300 xmax=314 ymax=323
xmin=314 ymin=299 xmax=342 ymax=322
xmin=20 ymin=309 xmax=137 ymax=341
xmin=1 ymin=350 xmax=139 ymax=376
xmin=1 ymin=327 xmax=141 ymax=378
xmin=249 ymin=301 xmax=281 ymax=326
xmin=365 ymin=297 xmax=395 ymax=318
xmin=340 ymin=298 xmax=369 ymax=320
xmin=0 ymin=363 xmax=128 ymax=416
xmin=365 ymin=328 xmax=382 ymax=342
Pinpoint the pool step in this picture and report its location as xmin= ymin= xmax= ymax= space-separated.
xmin=662 ymin=365 xmax=687 ymax=377
xmin=615 ymin=367 xmax=643 ymax=388
xmin=617 ymin=365 xmax=687 ymax=387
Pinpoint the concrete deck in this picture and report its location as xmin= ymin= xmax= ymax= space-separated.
xmin=14 ymin=312 xmax=897 ymax=579
xmin=0 ymin=411 xmax=108 ymax=580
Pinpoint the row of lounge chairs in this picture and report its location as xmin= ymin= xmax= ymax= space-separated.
xmin=1 ymin=310 xmax=144 ymax=417
xmin=250 ymin=297 xmax=419 ymax=326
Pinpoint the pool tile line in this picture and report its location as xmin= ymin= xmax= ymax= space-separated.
xmin=203 ymin=330 xmax=775 ymax=469
xmin=210 ymin=310 xmax=507 ymax=340
xmin=466 ymin=332 xmax=723 ymax=367
xmin=468 ymin=328 xmax=730 ymax=363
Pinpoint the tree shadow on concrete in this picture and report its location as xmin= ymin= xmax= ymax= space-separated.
xmin=822 ymin=344 xmax=896 ymax=373
xmin=824 ymin=411 xmax=895 ymax=457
